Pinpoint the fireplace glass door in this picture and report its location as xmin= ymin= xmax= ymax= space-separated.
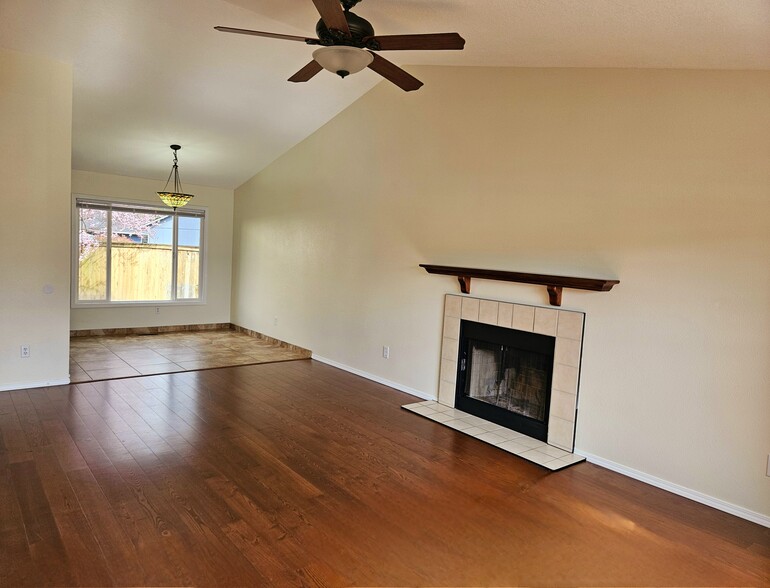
xmin=456 ymin=320 xmax=555 ymax=441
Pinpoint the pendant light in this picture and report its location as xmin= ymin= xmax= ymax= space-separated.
xmin=157 ymin=144 xmax=194 ymax=210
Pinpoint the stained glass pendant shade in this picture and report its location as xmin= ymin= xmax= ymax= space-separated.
xmin=157 ymin=144 xmax=194 ymax=209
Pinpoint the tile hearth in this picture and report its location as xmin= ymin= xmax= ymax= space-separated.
xmin=402 ymin=400 xmax=585 ymax=471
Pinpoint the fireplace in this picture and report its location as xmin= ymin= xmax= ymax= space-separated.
xmin=456 ymin=320 xmax=555 ymax=441
xmin=438 ymin=294 xmax=584 ymax=452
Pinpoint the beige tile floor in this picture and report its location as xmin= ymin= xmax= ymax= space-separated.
xmin=70 ymin=330 xmax=310 ymax=383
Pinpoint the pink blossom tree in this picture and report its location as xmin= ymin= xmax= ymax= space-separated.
xmin=78 ymin=209 xmax=167 ymax=261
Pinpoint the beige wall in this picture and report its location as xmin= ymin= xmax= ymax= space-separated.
xmin=0 ymin=49 xmax=72 ymax=390
xmin=71 ymin=170 xmax=234 ymax=330
xmin=232 ymin=67 xmax=770 ymax=518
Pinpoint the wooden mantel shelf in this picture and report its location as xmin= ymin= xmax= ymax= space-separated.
xmin=419 ymin=264 xmax=619 ymax=307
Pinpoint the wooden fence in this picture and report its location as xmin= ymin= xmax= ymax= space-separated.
xmin=78 ymin=243 xmax=199 ymax=301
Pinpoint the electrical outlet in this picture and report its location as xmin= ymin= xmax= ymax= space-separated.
xmin=273 ymin=316 xmax=278 ymax=326
xmin=155 ymin=307 xmax=160 ymax=314
xmin=382 ymin=346 xmax=390 ymax=359
xmin=20 ymin=345 xmax=30 ymax=358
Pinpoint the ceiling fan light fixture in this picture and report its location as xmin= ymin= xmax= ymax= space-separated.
xmin=156 ymin=144 xmax=194 ymax=210
xmin=313 ymin=46 xmax=373 ymax=78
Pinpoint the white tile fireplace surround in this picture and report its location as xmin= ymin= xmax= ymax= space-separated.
xmin=404 ymin=294 xmax=586 ymax=470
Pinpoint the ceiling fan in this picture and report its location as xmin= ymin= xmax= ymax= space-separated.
xmin=215 ymin=0 xmax=465 ymax=92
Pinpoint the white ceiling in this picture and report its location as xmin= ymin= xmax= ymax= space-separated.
xmin=1 ymin=0 xmax=768 ymax=189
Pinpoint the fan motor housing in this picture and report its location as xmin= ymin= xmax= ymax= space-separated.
xmin=316 ymin=11 xmax=374 ymax=46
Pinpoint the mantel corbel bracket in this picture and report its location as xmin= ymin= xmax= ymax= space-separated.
xmin=546 ymin=285 xmax=563 ymax=306
xmin=457 ymin=275 xmax=471 ymax=294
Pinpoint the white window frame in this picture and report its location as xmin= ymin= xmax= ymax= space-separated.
xmin=71 ymin=194 xmax=208 ymax=308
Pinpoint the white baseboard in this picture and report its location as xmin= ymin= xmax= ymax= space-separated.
xmin=0 ymin=376 xmax=71 ymax=393
xmin=311 ymin=354 xmax=435 ymax=401
xmin=576 ymin=450 xmax=770 ymax=528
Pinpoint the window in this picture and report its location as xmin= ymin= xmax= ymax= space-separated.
xmin=74 ymin=197 xmax=205 ymax=304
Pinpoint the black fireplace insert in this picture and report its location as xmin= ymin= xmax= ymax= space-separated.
xmin=455 ymin=320 xmax=555 ymax=441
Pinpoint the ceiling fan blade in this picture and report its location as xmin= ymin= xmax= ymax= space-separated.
xmin=365 ymin=33 xmax=466 ymax=51
xmin=367 ymin=52 xmax=423 ymax=92
xmin=288 ymin=60 xmax=323 ymax=83
xmin=311 ymin=0 xmax=350 ymax=35
xmin=214 ymin=26 xmax=317 ymax=44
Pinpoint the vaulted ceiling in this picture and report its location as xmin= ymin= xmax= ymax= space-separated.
xmin=1 ymin=0 xmax=768 ymax=189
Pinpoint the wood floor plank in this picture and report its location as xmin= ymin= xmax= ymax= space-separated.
xmin=66 ymin=467 xmax=147 ymax=585
xmin=10 ymin=390 xmax=50 ymax=450
xmin=62 ymin=385 xmax=204 ymax=586
xmin=0 ymin=360 xmax=767 ymax=586
xmin=87 ymin=462 xmax=188 ymax=586
xmin=40 ymin=419 xmax=89 ymax=472
xmin=32 ymin=445 xmax=82 ymax=514
xmin=221 ymin=519 xmax=301 ymax=585
xmin=8 ymin=459 xmax=75 ymax=586
xmin=77 ymin=374 xmax=266 ymax=586
xmin=51 ymin=510 xmax=115 ymax=586
xmin=0 ymin=398 xmax=31 ymax=463
xmin=0 ymin=455 xmax=40 ymax=586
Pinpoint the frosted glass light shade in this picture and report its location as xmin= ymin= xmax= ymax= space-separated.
xmin=313 ymin=46 xmax=374 ymax=77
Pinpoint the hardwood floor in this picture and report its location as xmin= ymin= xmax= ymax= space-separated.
xmin=1 ymin=360 xmax=767 ymax=586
